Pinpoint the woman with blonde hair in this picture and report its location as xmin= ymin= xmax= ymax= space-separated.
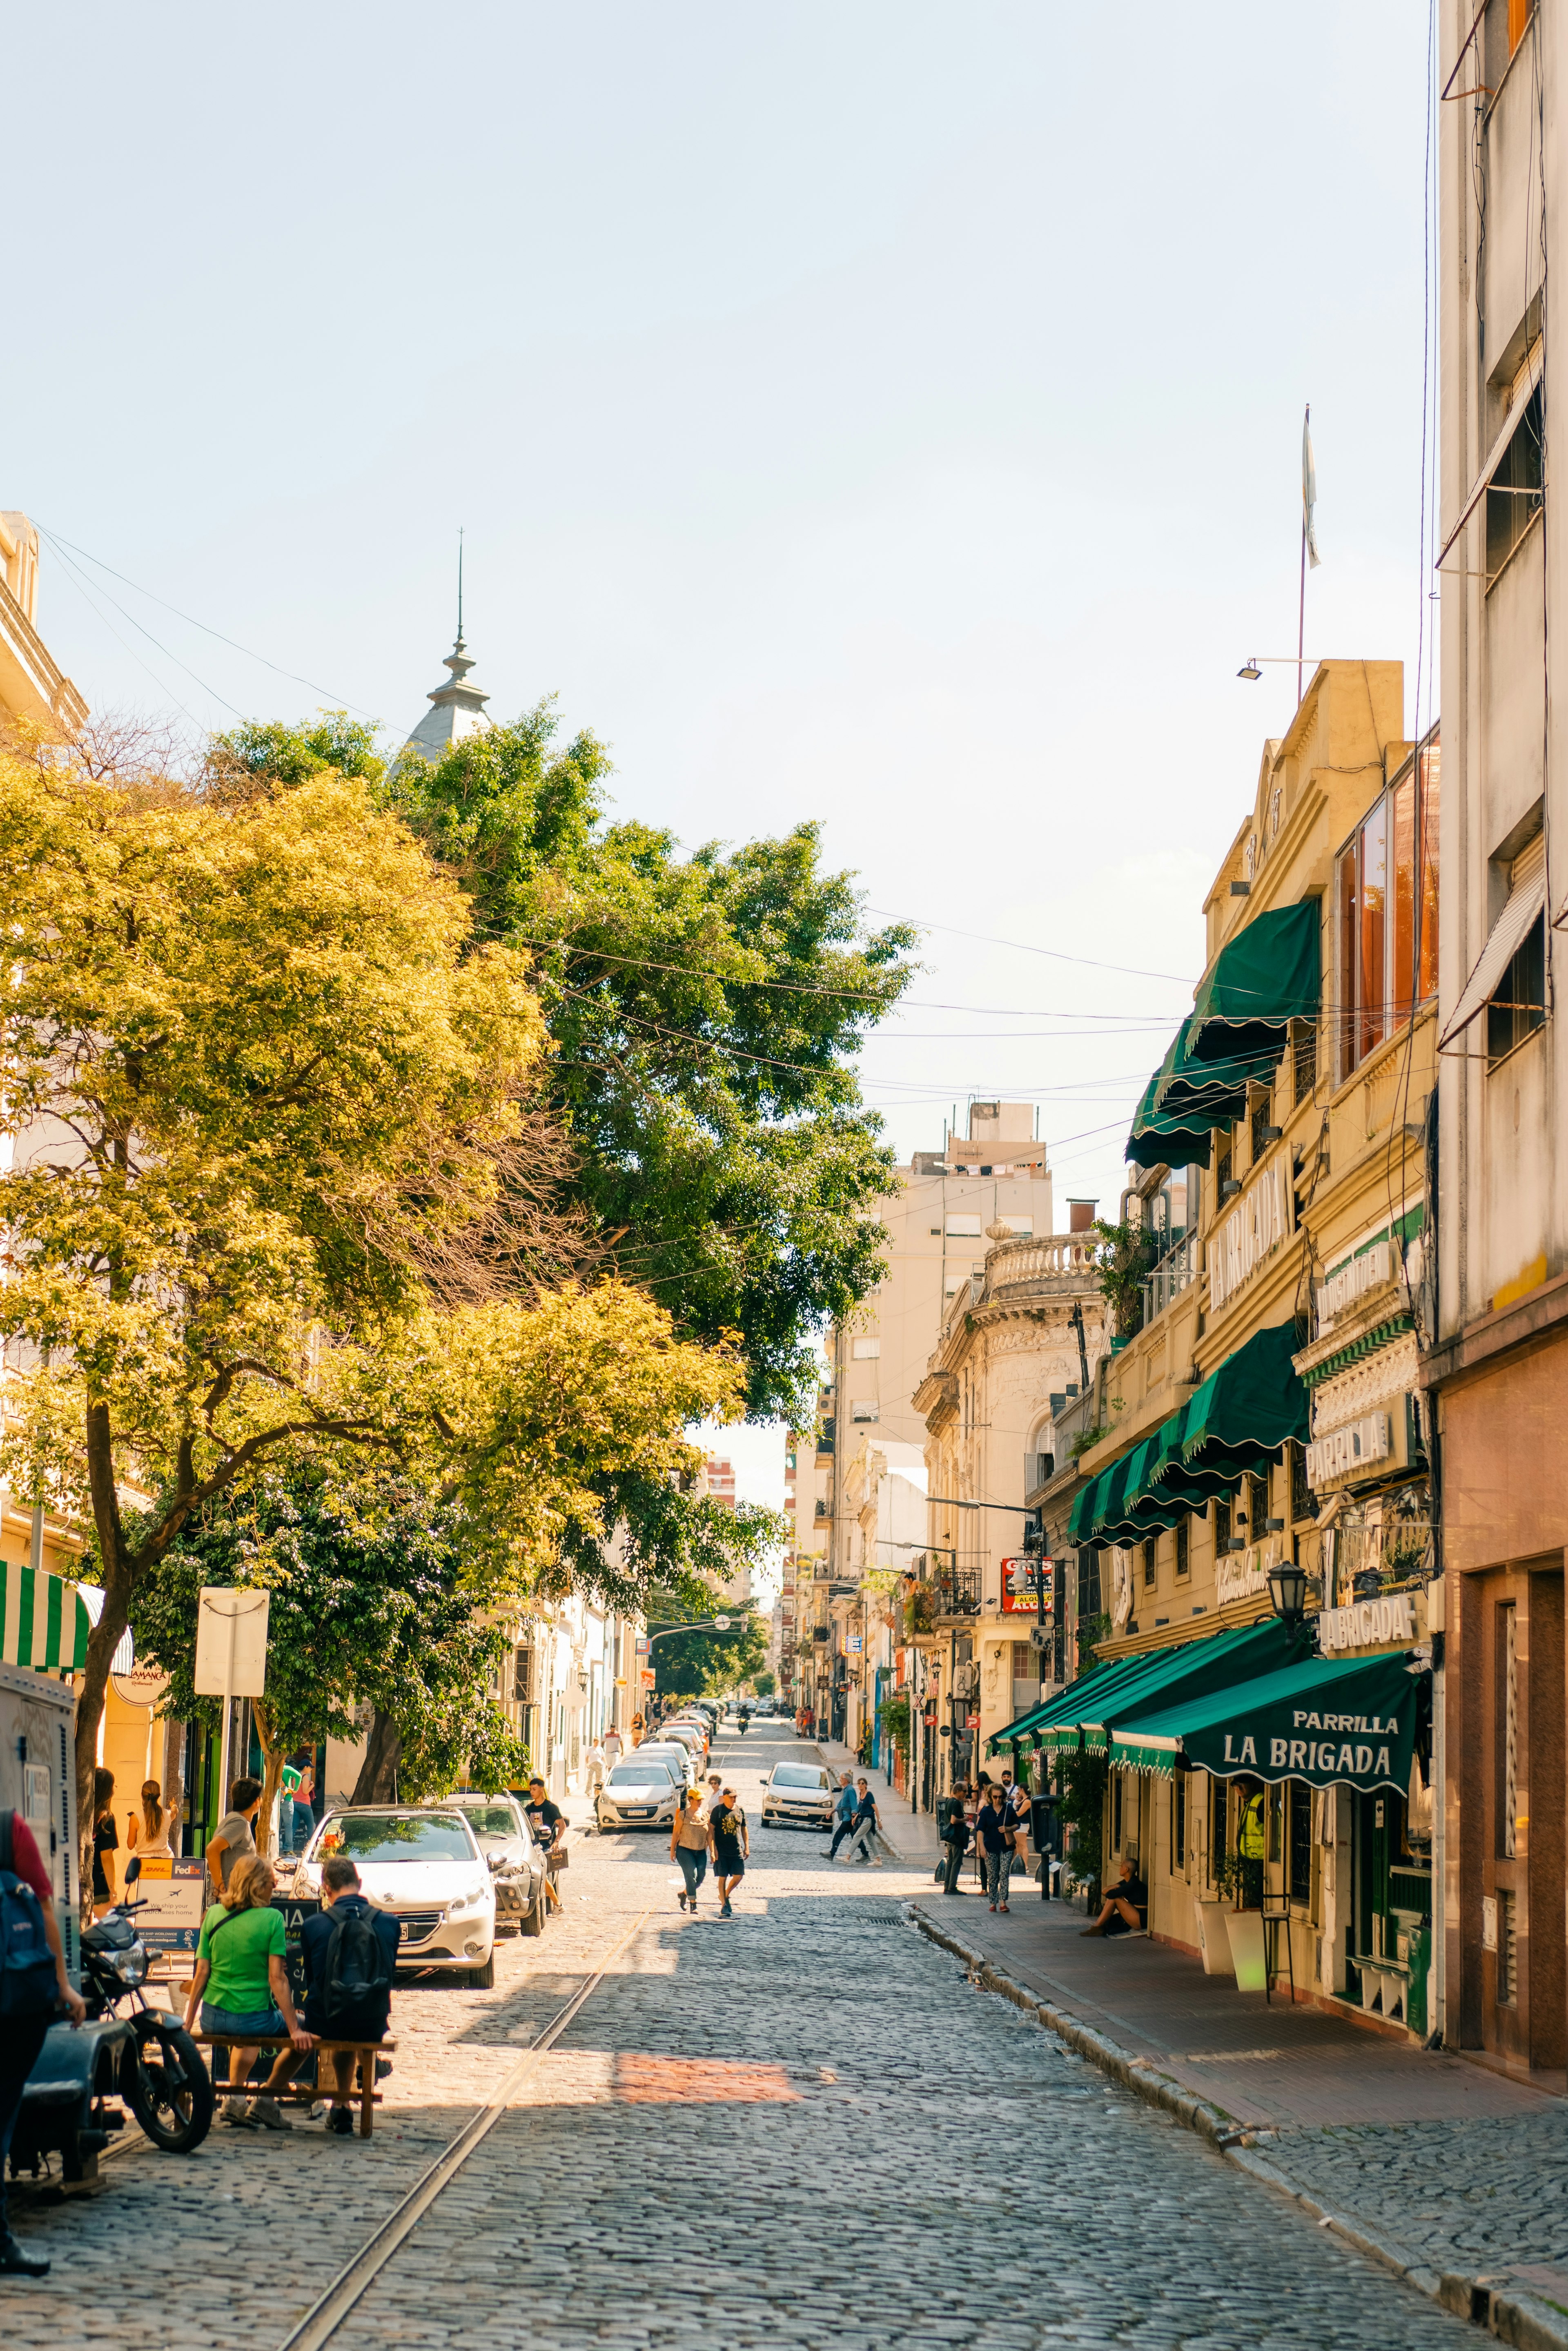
xmin=126 ymin=1779 xmax=172 ymax=1860
xmin=182 ymin=1854 xmax=312 ymax=2130
xmin=669 ymin=1785 xmax=710 ymax=1913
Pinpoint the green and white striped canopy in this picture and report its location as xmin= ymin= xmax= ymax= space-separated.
xmin=0 ymin=1562 xmax=91 ymax=1673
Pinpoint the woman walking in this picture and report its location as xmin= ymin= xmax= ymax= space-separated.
xmin=126 ymin=1779 xmax=173 ymax=1861
xmin=975 ymin=1782 xmax=1014 ymax=1913
xmin=670 ymin=1787 xmax=710 ymax=1913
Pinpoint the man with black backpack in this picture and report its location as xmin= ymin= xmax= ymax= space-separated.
xmin=1 ymin=1809 xmax=85 ymax=2275
xmin=298 ymin=1855 xmax=400 ymax=2136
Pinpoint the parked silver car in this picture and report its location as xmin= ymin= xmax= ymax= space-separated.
xmin=440 ymin=1794 xmax=550 ymax=1938
xmin=760 ymin=1761 xmax=837 ymax=1829
xmin=595 ymin=1756 xmax=684 ymax=1832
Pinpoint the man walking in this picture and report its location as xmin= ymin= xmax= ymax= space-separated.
xmin=708 ymin=1785 xmax=748 ymax=1919
xmin=602 ymin=1723 xmax=624 ymax=1768
xmin=821 ymin=1772 xmax=857 ymax=1861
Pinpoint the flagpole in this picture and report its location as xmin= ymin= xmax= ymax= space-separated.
xmin=1297 ymin=513 xmax=1307 ymax=708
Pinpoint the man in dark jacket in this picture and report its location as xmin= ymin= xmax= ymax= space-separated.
xmin=299 ymin=1856 xmax=401 ymax=2136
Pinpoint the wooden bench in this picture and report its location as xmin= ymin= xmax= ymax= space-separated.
xmin=192 ymin=2035 xmax=397 ymax=2139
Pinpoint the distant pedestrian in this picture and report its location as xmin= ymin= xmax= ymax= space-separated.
xmin=670 ymin=1788 xmax=710 ymax=1913
xmin=290 ymin=1763 xmax=317 ymax=1854
xmin=630 ymin=1715 xmax=644 ymax=1748
xmin=522 ymin=1776 xmax=566 ymax=1910
xmin=207 ymin=1775 xmax=263 ymax=1897
xmin=821 ymin=1771 xmax=857 ymax=1860
xmin=704 ymin=1772 xmax=724 ymax=1816
xmin=126 ymin=1778 xmax=172 ymax=1861
xmin=91 ymin=1768 xmax=118 ymax=1916
xmin=976 ymin=1784 xmax=1013 ymax=1912
xmin=1005 ymin=1778 xmax=1032 ymax=1879
xmin=709 ymin=1785 xmax=748 ymax=1918
xmin=939 ymin=1783 xmax=972 ymax=1897
xmin=299 ymin=1855 xmax=401 ymax=2135
xmin=603 ymin=1725 xmax=624 ymax=1767
xmin=844 ymin=1776 xmax=883 ymax=1867
xmin=585 ymin=1737 xmax=606 ymax=1795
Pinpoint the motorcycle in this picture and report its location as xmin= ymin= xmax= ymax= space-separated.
xmin=79 ymin=1856 xmax=214 ymax=2153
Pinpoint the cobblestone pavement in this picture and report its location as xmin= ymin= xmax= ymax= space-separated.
xmin=4 ymin=1733 xmax=1477 ymax=2350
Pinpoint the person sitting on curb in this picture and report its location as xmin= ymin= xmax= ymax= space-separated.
xmin=1080 ymin=1856 xmax=1148 ymax=1937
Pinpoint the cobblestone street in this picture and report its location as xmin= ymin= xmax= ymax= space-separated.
xmin=5 ymin=1738 xmax=1476 ymax=2351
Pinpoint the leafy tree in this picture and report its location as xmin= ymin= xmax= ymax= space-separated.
xmin=131 ymin=1467 xmax=526 ymax=1827
xmin=0 ymin=736 xmax=746 ymax=1845
xmin=648 ymin=1589 xmax=768 ymax=1700
xmin=752 ymin=1670 xmax=776 ymax=1697
xmin=216 ymin=708 xmax=917 ymax=1422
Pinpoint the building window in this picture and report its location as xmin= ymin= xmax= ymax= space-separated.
xmin=851 ymin=1335 xmax=881 ymax=1359
xmin=1247 ymin=1471 xmax=1269 ymax=1544
xmin=1292 ymin=1017 xmax=1317 ymax=1103
xmin=1499 ymin=1889 xmax=1519 ymax=2004
xmin=1214 ymin=1495 xmax=1232 ymax=1554
xmin=1175 ymin=1518 xmax=1189 ymax=1580
xmin=1143 ymin=1538 xmax=1157 ymax=1591
xmin=1172 ymin=1770 xmax=1187 ymax=1872
xmin=1209 ymin=1774 xmax=1227 ymax=1883
xmin=1487 ymin=384 xmax=1543 ymax=578
xmin=851 ymin=1400 xmax=879 ymax=1423
xmin=1216 ymin=1146 xmax=1232 ymax=1199
xmin=945 ymin=1214 xmax=983 ymax=1239
xmin=1487 ymin=911 xmax=1547 ymax=1065
xmin=1288 ymin=1784 xmax=1312 ymax=1904
xmin=1250 ymin=1089 xmax=1273 ymax=1166
xmin=1111 ymin=1771 xmax=1123 ymax=1852
xmin=1499 ymin=1602 xmax=1518 ymax=1858
xmin=1336 ymin=744 xmax=1440 ymax=1079
xmin=1290 ymin=1440 xmax=1312 ymax=1526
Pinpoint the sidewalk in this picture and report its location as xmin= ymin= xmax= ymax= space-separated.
xmin=911 ymin=1887 xmax=1568 ymax=2347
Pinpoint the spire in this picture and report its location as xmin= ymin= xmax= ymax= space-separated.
xmin=396 ymin=530 xmax=492 ymax=764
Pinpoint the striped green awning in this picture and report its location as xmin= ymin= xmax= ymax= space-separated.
xmin=0 ymin=1562 xmax=91 ymax=1673
xmin=1109 ymin=1644 xmax=1421 ymax=1790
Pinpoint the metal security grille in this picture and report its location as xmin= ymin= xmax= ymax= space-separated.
xmin=1499 ymin=1890 xmax=1519 ymax=2004
xmin=1502 ymin=1604 xmax=1518 ymax=1859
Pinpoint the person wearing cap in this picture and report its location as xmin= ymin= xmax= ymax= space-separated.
xmin=708 ymin=1785 xmax=748 ymax=1919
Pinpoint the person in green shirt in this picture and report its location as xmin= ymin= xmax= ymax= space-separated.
xmin=182 ymin=1854 xmax=312 ymax=2130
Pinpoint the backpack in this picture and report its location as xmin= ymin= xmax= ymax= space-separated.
xmin=319 ymin=1901 xmax=393 ymax=2037
xmin=0 ymin=1810 xmax=60 ymax=2019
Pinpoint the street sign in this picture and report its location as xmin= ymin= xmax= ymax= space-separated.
xmin=1001 ymin=1557 xmax=1054 ymax=1614
xmin=194 ymin=1588 xmax=270 ymax=1696
xmin=713 ymin=1615 xmax=731 ymax=1630
xmin=640 ymin=1667 xmax=656 ymax=1688
xmin=965 ymin=1713 xmax=981 ymax=1729
xmin=847 ymin=1633 xmax=863 ymax=1653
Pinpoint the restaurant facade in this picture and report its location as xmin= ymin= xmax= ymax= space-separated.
xmin=1005 ymin=663 xmax=1443 ymax=2037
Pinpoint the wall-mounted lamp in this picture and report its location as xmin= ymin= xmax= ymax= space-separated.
xmin=1238 ymin=660 xmax=1262 ymax=681
xmin=1256 ymin=1124 xmax=1282 ymax=1145
xmin=1267 ymin=1559 xmax=1309 ymax=1629
xmin=1220 ymin=1179 xmax=1242 ymax=1201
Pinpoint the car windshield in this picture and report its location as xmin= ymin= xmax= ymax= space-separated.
xmin=317 ymin=1813 xmax=476 ymax=1863
xmin=609 ymin=1765 xmax=670 ymax=1787
xmin=453 ymin=1803 xmax=518 ymax=1837
xmin=637 ymin=1750 xmax=684 ymax=1769
xmin=771 ymin=1766 xmax=827 ymax=1789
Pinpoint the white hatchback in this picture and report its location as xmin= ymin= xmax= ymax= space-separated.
xmin=297 ymin=1807 xmax=497 ymax=1986
xmin=760 ymin=1762 xmax=837 ymax=1830
xmin=595 ymin=1757 xmax=683 ymax=1832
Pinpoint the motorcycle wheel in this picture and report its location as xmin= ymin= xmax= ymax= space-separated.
xmin=121 ymin=2015 xmax=215 ymax=2151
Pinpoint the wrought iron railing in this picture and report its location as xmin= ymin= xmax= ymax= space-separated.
xmin=1140 ymin=1231 xmax=1198 ymax=1325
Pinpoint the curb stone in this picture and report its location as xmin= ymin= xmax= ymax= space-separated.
xmin=905 ymin=1903 xmax=1568 ymax=2351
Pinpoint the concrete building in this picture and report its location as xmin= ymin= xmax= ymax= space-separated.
xmin=1428 ymin=0 xmax=1566 ymax=2080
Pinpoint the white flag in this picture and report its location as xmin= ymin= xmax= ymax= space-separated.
xmin=1303 ymin=404 xmax=1321 ymax=569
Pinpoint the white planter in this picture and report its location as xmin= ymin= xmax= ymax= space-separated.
xmin=1196 ymin=1899 xmax=1234 ymax=1977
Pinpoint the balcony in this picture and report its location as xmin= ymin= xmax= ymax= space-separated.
xmin=1140 ymin=1231 xmax=1198 ymax=1326
xmin=940 ymin=1232 xmax=1102 ymax=1339
xmin=929 ymin=1565 xmax=981 ymax=1620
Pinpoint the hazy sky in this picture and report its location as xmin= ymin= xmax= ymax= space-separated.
xmin=9 ymin=5 xmax=1437 ymax=1513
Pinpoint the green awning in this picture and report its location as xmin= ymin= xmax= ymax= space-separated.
xmin=1188 ymin=900 xmax=1321 ymax=1065
xmin=1173 ymin=1319 xmax=1308 ymax=1476
xmin=1070 ymin=1324 xmax=1309 ymax=1548
xmin=0 ymin=1562 xmax=91 ymax=1674
xmin=1000 ymin=1646 xmax=1180 ymax=1757
xmin=1070 ymin=1619 xmax=1294 ymax=1754
xmin=1109 ymin=1645 xmax=1422 ymax=1791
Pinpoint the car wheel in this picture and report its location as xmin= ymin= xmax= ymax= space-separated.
xmin=521 ymin=1891 xmax=547 ymax=1937
xmin=469 ymin=1953 xmax=496 ymax=1988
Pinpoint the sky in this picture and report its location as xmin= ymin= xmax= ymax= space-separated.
xmin=7 ymin=4 xmax=1439 ymax=1540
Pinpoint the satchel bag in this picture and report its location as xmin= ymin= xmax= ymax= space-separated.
xmin=546 ymin=1840 xmax=569 ymax=1871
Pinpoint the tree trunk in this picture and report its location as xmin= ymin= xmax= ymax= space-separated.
xmin=252 ymin=1697 xmax=285 ymax=1859
xmin=350 ymin=1709 xmax=401 ymax=1803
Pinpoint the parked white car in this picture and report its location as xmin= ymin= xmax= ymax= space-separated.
xmin=595 ymin=1757 xmax=684 ymax=1832
xmin=297 ymin=1807 xmax=497 ymax=1986
xmin=760 ymin=1761 xmax=837 ymax=1830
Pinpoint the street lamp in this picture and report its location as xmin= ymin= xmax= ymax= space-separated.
xmin=1267 ymin=1558 xmax=1309 ymax=1629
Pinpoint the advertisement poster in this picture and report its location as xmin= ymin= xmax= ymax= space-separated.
xmin=131 ymin=1858 xmax=207 ymax=1953
xmin=1000 ymin=1557 xmax=1054 ymax=1615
